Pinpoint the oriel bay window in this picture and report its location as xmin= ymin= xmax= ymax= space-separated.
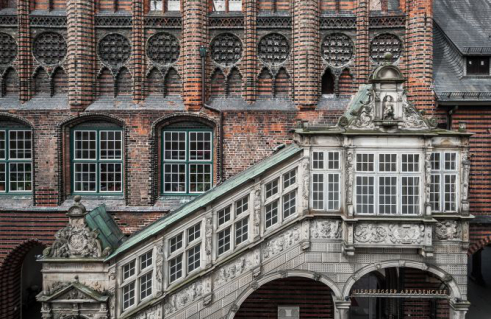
xmin=167 ymin=222 xmax=203 ymax=284
xmin=162 ymin=127 xmax=213 ymax=195
xmin=72 ymin=128 xmax=123 ymax=194
xmin=121 ymin=250 xmax=154 ymax=312
xmin=355 ymin=153 xmax=422 ymax=215
xmin=0 ymin=128 xmax=32 ymax=193
xmin=430 ymin=152 xmax=458 ymax=212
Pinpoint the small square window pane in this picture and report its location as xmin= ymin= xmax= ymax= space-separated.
xmin=188 ymin=223 xmax=201 ymax=243
xmin=312 ymin=173 xmax=324 ymax=210
xmin=74 ymin=163 xmax=97 ymax=192
xmin=379 ymin=154 xmax=397 ymax=172
xmin=236 ymin=195 xmax=249 ymax=216
xmin=100 ymin=131 xmax=122 ymax=160
xmin=229 ymin=0 xmax=242 ymax=11
xmin=167 ymin=0 xmax=180 ymax=11
xmin=218 ymin=206 xmax=231 ymax=226
xmin=74 ymin=131 xmax=96 ymax=160
xmin=9 ymin=163 xmax=32 ymax=192
xmin=313 ymin=152 xmax=324 ymax=169
xmin=265 ymin=200 xmax=278 ymax=228
xmin=265 ymin=179 xmax=279 ymax=199
xmin=444 ymin=153 xmax=457 ymax=171
xmin=169 ymin=233 xmax=183 ymax=254
xmin=123 ymin=260 xmax=136 ymax=280
xmin=140 ymin=272 xmax=152 ymax=300
xmin=356 ymin=154 xmax=374 ymax=172
xmin=150 ymin=0 xmax=162 ymax=10
xmin=189 ymin=132 xmax=212 ymax=161
xmin=164 ymin=164 xmax=186 ymax=193
xmin=283 ymin=169 xmax=296 ymax=189
xmin=140 ymin=251 xmax=153 ymax=270
xmin=402 ymin=154 xmax=420 ymax=172
xmin=122 ymin=281 xmax=135 ymax=310
xmin=169 ymin=255 xmax=182 ymax=283
xmin=164 ymin=131 xmax=186 ymax=161
xmin=283 ymin=191 xmax=296 ymax=219
xmin=217 ymin=227 xmax=231 ymax=255
xmin=430 ymin=153 xmax=440 ymax=171
xmin=235 ymin=217 xmax=248 ymax=245
xmin=328 ymin=152 xmax=340 ymax=170
xmin=100 ymin=163 xmax=122 ymax=192
xmin=189 ymin=164 xmax=212 ymax=193
xmin=187 ymin=245 xmax=201 ymax=272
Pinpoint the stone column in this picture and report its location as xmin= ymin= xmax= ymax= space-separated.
xmin=67 ymin=0 xmax=96 ymax=110
xmin=292 ymin=0 xmax=320 ymax=109
xmin=449 ymin=299 xmax=470 ymax=319
xmin=334 ymin=300 xmax=351 ymax=319
xmin=183 ymin=0 xmax=207 ymax=111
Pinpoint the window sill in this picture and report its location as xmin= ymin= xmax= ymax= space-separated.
xmin=0 ymin=195 xmax=33 ymax=209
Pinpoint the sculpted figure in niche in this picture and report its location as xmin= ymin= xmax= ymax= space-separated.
xmin=383 ymin=95 xmax=395 ymax=120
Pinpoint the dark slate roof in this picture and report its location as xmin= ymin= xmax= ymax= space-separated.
xmin=86 ymin=205 xmax=125 ymax=252
xmin=433 ymin=0 xmax=491 ymax=103
xmin=434 ymin=0 xmax=491 ymax=52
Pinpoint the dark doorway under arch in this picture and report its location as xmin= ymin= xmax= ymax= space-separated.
xmin=21 ymin=245 xmax=43 ymax=319
xmin=235 ymin=277 xmax=334 ymax=318
xmin=321 ymin=69 xmax=335 ymax=96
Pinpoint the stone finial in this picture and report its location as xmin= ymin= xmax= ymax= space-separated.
xmin=383 ymin=52 xmax=393 ymax=64
xmin=67 ymin=195 xmax=87 ymax=217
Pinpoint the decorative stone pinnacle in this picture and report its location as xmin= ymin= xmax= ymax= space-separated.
xmin=67 ymin=195 xmax=86 ymax=217
xmin=384 ymin=52 xmax=393 ymax=64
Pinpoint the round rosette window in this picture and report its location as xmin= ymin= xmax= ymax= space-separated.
xmin=210 ymin=33 xmax=243 ymax=67
xmin=370 ymin=33 xmax=402 ymax=63
xmin=98 ymin=33 xmax=131 ymax=67
xmin=33 ymin=32 xmax=67 ymax=66
xmin=258 ymin=33 xmax=290 ymax=66
xmin=0 ymin=33 xmax=17 ymax=65
xmin=147 ymin=32 xmax=180 ymax=66
xmin=321 ymin=33 xmax=354 ymax=67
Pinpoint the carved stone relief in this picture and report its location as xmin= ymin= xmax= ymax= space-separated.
xmin=263 ymin=226 xmax=300 ymax=259
xmin=310 ymin=220 xmax=342 ymax=239
xmin=214 ymin=249 xmax=260 ymax=287
xmin=354 ymin=223 xmax=425 ymax=245
xmin=435 ymin=221 xmax=461 ymax=241
xmin=253 ymin=186 xmax=261 ymax=239
xmin=301 ymin=158 xmax=310 ymax=215
xmin=205 ymin=213 xmax=213 ymax=267
xmin=164 ymin=279 xmax=211 ymax=316
xmin=43 ymin=223 xmax=102 ymax=258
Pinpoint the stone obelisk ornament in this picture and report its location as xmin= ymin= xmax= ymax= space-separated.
xmin=43 ymin=196 xmax=102 ymax=258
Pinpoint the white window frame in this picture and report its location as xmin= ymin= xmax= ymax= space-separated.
xmin=430 ymin=151 xmax=459 ymax=213
xmin=166 ymin=221 xmax=203 ymax=286
xmin=311 ymin=150 xmax=342 ymax=212
xmin=262 ymin=166 xmax=299 ymax=233
xmin=214 ymin=193 xmax=251 ymax=260
xmin=120 ymin=249 xmax=155 ymax=313
xmin=354 ymin=152 xmax=423 ymax=216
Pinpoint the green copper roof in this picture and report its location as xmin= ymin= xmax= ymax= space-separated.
xmin=340 ymin=84 xmax=371 ymax=124
xmin=106 ymin=144 xmax=303 ymax=261
xmin=86 ymin=204 xmax=125 ymax=252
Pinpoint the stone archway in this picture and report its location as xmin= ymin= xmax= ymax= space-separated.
xmin=226 ymin=270 xmax=343 ymax=319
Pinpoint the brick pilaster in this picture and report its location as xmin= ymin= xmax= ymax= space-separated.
xmin=355 ymin=0 xmax=370 ymax=85
xmin=17 ymin=0 xmax=31 ymax=102
xmin=405 ymin=0 xmax=434 ymax=113
xmin=66 ymin=0 xmax=96 ymax=110
xmin=243 ymin=0 xmax=257 ymax=104
xmin=183 ymin=0 xmax=207 ymax=111
xmin=132 ymin=0 xmax=144 ymax=102
xmin=293 ymin=0 xmax=320 ymax=110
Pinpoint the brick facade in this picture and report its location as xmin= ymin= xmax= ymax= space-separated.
xmin=0 ymin=0 xmax=470 ymax=318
